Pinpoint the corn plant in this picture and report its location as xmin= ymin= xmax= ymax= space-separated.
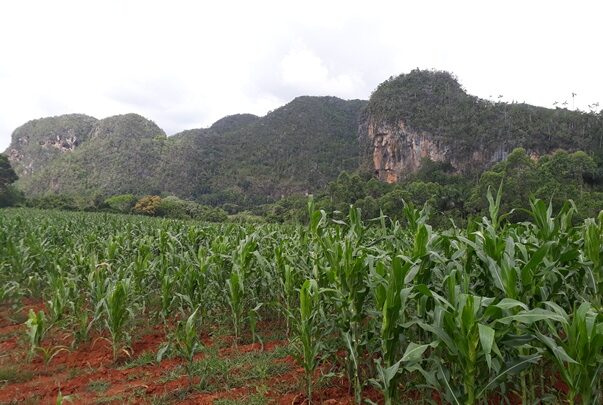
xmin=46 ymin=270 xmax=69 ymax=324
xmin=295 ymin=279 xmax=322 ymax=404
xmin=102 ymin=278 xmax=132 ymax=360
xmin=583 ymin=212 xmax=603 ymax=308
xmin=25 ymin=309 xmax=46 ymax=361
xmin=537 ymin=301 xmax=603 ymax=404
xmin=369 ymin=256 xmax=423 ymax=404
xmin=34 ymin=345 xmax=70 ymax=366
xmin=226 ymin=235 xmax=258 ymax=345
xmin=226 ymin=270 xmax=244 ymax=345
xmin=318 ymin=207 xmax=370 ymax=403
xmin=158 ymin=308 xmax=203 ymax=384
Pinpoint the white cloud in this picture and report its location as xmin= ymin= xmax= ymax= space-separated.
xmin=0 ymin=0 xmax=602 ymax=150
xmin=280 ymin=46 xmax=364 ymax=97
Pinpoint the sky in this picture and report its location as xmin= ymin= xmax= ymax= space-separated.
xmin=1 ymin=0 xmax=602 ymax=151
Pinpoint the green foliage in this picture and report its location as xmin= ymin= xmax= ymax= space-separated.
xmin=296 ymin=279 xmax=321 ymax=403
xmin=25 ymin=309 xmax=46 ymax=360
xmin=2 ymin=202 xmax=603 ymax=404
xmin=537 ymin=302 xmax=603 ymax=404
xmin=0 ymin=185 xmax=25 ymax=208
xmin=157 ymin=195 xmax=227 ymax=222
xmin=18 ymin=114 xmax=167 ymax=198
xmin=103 ymin=279 xmax=133 ymax=360
xmin=105 ymin=194 xmax=136 ymax=213
xmin=0 ymin=155 xmax=21 ymax=207
xmin=11 ymin=99 xmax=365 ymax=209
xmin=0 ymin=154 xmax=18 ymax=191
xmin=368 ymin=69 xmax=603 ymax=159
xmin=133 ymin=195 xmax=162 ymax=216
xmin=469 ymin=148 xmax=603 ymax=221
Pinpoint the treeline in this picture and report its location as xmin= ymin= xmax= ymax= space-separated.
xmin=2 ymin=148 xmax=603 ymax=226
xmin=265 ymin=148 xmax=603 ymax=226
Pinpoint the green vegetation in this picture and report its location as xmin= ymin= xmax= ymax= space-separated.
xmin=263 ymin=147 xmax=603 ymax=227
xmin=368 ymin=69 xmax=603 ymax=159
xmin=5 ymin=70 xmax=603 ymax=223
xmin=0 ymin=154 xmax=22 ymax=207
xmin=1 ymin=193 xmax=602 ymax=403
xmin=8 ymin=98 xmax=365 ymax=208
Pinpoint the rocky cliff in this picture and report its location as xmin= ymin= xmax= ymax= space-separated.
xmin=362 ymin=69 xmax=603 ymax=182
xmin=4 ymin=97 xmax=366 ymax=203
xmin=7 ymin=114 xmax=98 ymax=177
xmin=4 ymin=70 xmax=602 ymax=202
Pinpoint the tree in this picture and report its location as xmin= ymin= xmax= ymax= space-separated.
xmin=133 ymin=195 xmax=162 ymax=216
xmin=0 ymin=155 xmax=21 ymax=208
xmin=0 ymin=154 xmax=18 ymax=192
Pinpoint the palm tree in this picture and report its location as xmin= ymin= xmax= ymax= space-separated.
xmin=571 ymin=92 xmax=577 ymax=109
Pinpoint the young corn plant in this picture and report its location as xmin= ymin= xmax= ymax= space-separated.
xmin=25 ymin=309 xmax=47 ymax=361
xmin=158 ymin=308 xmax=203 ymax=385
xmin=537 ymin=301 xmax=603 ymax=405
xmin=583 ymin=212 xmax=603 ymax=309
xmin=226 ymin=270 xmax=244 ymax=345
xmin=274 ymin=245 xmax=297 ymax=337
xmin=88 ymin=262 xmax=111 ymax=331
xmin=102 ymin=278 xmax=133 ymax=360
xmin=420 ymin=289 xmax=552 ymax=405
xmin=320 ymin=207 xmax=369 ymax=404
xmin=369 ymin=256 xmax=430 ymax=404
xmin=295 ymin=279 xmax=322 ymax=405
xmin=159 ymin=270 xmax=175 ymax=324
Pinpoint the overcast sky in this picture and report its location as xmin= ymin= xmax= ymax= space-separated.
xmin=1 ymin=0 xmax=602 ymax=151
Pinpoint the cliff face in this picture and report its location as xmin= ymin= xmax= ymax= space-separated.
xmin=7 ymin=114 xmax=98 ymax=177
xmin=363 ymin=69 xmax=603 ymax=181
xmin=367 ymin=118 xmax=450 ymax=182
xmin=366 ymin=116 xmax=513 ymax=183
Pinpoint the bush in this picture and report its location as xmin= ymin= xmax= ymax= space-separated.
xmin=156 ymin=195 xmax=228 ymax=222
xmin=27 ymin=194 xmax=79 ymax=211
xmin=0 ymin=185 xmax=25 ymax=208
xmin=105 ymin=194 xmax=136 ymax=214
xmin=157 ymin=196 xmax=189 ymax=219
xmin=133 ymin=195 xmax=162 ymax=216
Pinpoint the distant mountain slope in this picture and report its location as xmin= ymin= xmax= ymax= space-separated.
xmin=20 ymin=114 xmax=167 ymax=197
xmin=7 ymin=114 xmax=98 ymax=177
xmin=363 ymin=69 xmax=603 ymax=182
xmin=5 ymin=70 xmax=602 ymax=204
xmin=6 ymin=97 xmax=366 ymax=204
xmin=160 ymin=96 xmax=367 ymax=205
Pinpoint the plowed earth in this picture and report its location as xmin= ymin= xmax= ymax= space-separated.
xmin=0 ymin=302 xmax=383 ymax=404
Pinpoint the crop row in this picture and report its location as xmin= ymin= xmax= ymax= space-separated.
xmin=0 ymin=192 xmax=602 ymax=404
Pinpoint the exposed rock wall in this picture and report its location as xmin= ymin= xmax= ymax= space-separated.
xmin=366 ymin=118 xmax=451 ymax=182
xmin=365 ymin=116 xmax=515 ymax=182
xmin=6 ymin=114 xmax=97 ymax=177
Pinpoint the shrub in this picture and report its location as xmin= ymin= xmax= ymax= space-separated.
xmin=104 ymin=194 xmax=136 ymax=214
xmin=0 ymin=185 xmax=25 ymax=208
xmin=133 ymin=195 xmax=162 ymax=216
xmin=27 ymin=194 xmax=79 ymax=211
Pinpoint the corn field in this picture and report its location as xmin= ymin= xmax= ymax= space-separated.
xmin=1 ymin=193 xmax=602 ymax=404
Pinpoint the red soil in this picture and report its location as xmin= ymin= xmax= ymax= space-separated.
xmin=0 ymin=302 xmax=569 ymax=404
xmin=0 ymin=302 xmax=384 ymax=404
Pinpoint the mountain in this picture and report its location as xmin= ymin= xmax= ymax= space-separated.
xmin=7 ymin=114 xmax=98 ymax=177
xmin=4 ymin=69 xmax=602 ymax=207
xmin=5 ymin=97 xmax=366 ymax=205
xmin=362 ymin=69 xmax=603 ymax=182
xmin=159 ymin=97 xmax=366 ymax=206
xmin=16 ymin=114 xmax=167 ymax=197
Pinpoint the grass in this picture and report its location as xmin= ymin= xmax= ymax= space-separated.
xmin=0 ymin=366 xmax=35 ymax=385
xmin=155 ymin=342 xmax=294 ymax=394
xmin=194 ymin=346 xmax=294 ymax=392
xmin=86 ymin=379 xmax=111 ymax=393
xmin=119 ymin=351 xmax=156 ymax=369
